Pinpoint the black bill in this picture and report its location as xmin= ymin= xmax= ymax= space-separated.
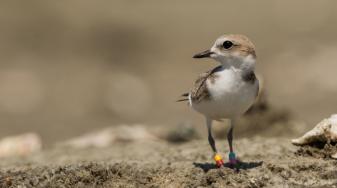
xmin=193 ymin=49 xmax=214 ymax=58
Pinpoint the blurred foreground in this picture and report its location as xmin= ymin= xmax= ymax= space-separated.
xmin=0 ymin=137 xmax=336 ymax=187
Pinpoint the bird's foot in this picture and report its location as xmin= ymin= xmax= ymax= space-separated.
xmin=213 ymin=153 xmax=224 ymax=168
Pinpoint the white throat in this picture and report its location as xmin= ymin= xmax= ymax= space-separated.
xmin=216 ymin=54 xmax=256 ymax=72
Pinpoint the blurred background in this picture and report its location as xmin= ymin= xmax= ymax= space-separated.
xmin=0 ymin=0 xmax=337 ymax=145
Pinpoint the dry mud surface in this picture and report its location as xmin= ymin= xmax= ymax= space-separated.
xmin=0 ymin=137 xmax=336 ymax=188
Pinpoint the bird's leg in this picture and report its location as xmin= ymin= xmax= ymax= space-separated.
xmin=227 ymin=119 xmax=237 ymax=165
xmin=206 ymin=117 xmax=223 ymax=168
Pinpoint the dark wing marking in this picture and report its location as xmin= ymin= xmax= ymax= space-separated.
xmin=176 ymin=98 xmax=189 ymax=102
xmin=176 ymin=93 xmax=189 ymax=102
xmin=181 ymin=93 xmax=189 ymax=97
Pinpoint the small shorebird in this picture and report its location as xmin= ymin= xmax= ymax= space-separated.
xmin=178 ymin=34 xmax=259 ymax=168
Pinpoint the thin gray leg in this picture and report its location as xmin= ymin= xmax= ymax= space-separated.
xmin=206 ymin=117 xmax=217 ymax=153
xmin=227 ymin=119 xmax=234 ymax=153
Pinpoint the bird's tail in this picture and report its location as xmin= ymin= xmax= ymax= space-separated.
xmin=176 ymin=93 xmax=189 ymax=102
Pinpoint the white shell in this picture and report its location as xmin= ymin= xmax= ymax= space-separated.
xmin=292 ymin=114 xmax=337 ymax=158
xmin=332 ymin=152 xmax=337 ymax=159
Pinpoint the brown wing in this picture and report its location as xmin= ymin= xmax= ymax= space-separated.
xmin=177 ymin=66 xmax=223 ymax=103
xmin=190 ymin=66 xmax=222 ymax=103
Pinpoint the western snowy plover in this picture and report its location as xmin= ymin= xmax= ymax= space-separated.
xmin=178 ymin=34 xmax=259 ymax=168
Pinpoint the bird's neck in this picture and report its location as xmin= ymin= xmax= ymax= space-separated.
xmin=219 ymin=55 xmax=256 ymax=73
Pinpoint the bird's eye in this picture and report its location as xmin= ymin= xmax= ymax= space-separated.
xmin=222 ymin=41 xmax=233 ymax=49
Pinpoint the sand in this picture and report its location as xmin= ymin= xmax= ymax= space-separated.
xmin=0 ymin=137 xmax=336 ymax=188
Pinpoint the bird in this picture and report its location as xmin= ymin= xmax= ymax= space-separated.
xmin=178 ymin=34 xmax=259 ymax=168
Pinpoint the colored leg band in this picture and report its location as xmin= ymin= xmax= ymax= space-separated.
xmin=214 ymin=154 xmax=224 ymax=167
xmin=229 ymin=152 xmax=236 ymax=160
xmin=229 ymin=152 xmax=237 ymax=164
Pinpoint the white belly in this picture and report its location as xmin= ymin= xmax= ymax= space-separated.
xmin=191 ymin=69 xmax=258 ymax=119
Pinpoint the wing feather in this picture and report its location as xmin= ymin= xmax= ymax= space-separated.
xmin=177 ymin=66 xmax=222 ymax=104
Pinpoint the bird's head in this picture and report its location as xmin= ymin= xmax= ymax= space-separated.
xmin=193 ymin=34 xmax=256 ymax=69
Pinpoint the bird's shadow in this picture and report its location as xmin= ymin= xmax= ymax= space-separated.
xmin=193 ymin=160 xmax=263 ymax=173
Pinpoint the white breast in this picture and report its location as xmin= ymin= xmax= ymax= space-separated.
xmin=191 ymin=68 xmax=258 ymax=119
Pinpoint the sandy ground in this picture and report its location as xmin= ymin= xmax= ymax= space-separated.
xmin=0 ymin=137 xmax=336 ymax=188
